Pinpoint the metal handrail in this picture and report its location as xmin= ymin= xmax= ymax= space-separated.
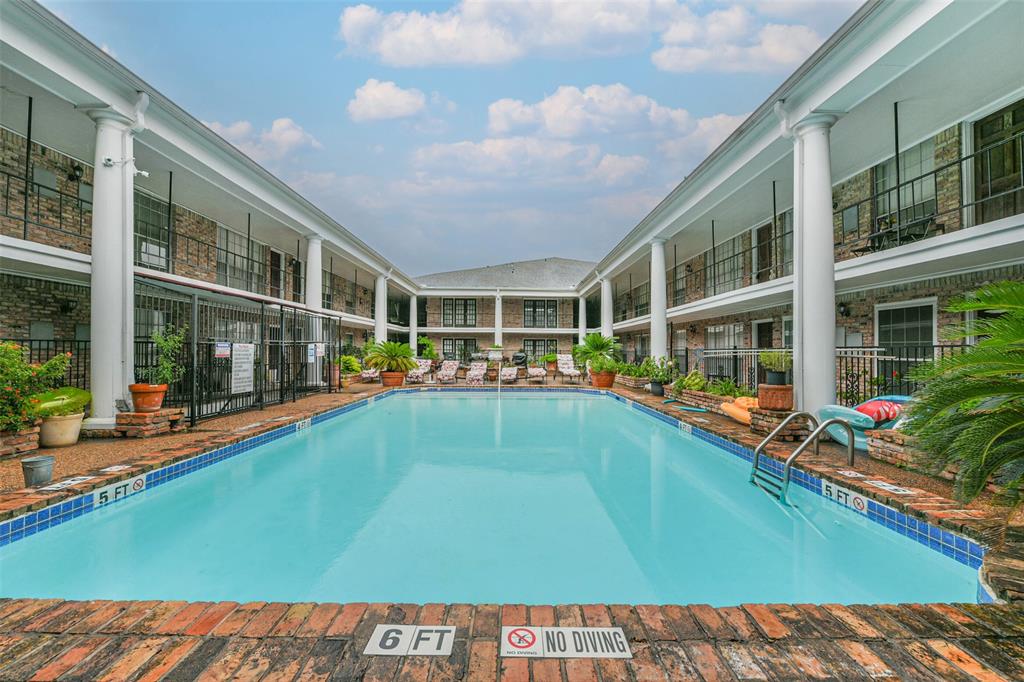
xmin=779 ymin=418 xmax=855 ymax=504
xmin=749 ymin=411 xmax=818 ymax=484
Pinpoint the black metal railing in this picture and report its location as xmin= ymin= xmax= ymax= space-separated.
xmin=0 ymin=168 xmax=92 ymax=251
xmin=613 ymin=283 xmax=650 ymax=322
xmin=2 ymin=339 xmax=91 ymax=389
xmin=834 ymin=128 xmax=1024 ymax=257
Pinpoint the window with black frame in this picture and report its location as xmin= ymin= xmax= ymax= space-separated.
xmin=522 ymin=338 xmax=557 ymax=359
xmin=876 ymin=302 xmax=934 ymax=394
xmin=442 ymin=337 xmax=477 ymax=360
xmin=523 ymin=299 xmax=558 ymax=328
xmin=133 ymin=191 xmax=170 ymax=270
xmin=442 ymin=298 xmax=477 ymax=327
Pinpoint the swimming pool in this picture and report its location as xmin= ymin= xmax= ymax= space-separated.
xmin=0 ymin=392 xmax=978 ymax=605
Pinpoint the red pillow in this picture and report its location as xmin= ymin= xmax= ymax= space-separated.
xmin=856 ymin=400 xmax=903 ymax=423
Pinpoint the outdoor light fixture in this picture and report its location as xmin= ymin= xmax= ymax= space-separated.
xmin=688 ymin=324 xmax=697 ymax=333
xmin=838 ymin=302 xmax=850 ymax=317
xmin=57 ymin=298 xmax=78 ymax=315
xmin=67 ymin=164 xmax=84 ymax=182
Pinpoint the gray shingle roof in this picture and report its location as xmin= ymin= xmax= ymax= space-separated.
xmin=415 ymin=257 xmax=595 ymax=290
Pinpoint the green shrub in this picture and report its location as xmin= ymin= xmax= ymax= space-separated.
xmin=676 ymin=369 xmax=706 ymax=392
xmin=649 ymin=357 xmax=676 ymax=384
xmin=538 ymin=353 xmax=557 ymax=363
xmin=417 ymin=336 xmax=439 ymax=361
xmin=0 ymin=342 xmax=72 ymax=432
xmin=140 ymin=325 xmax=188 ymax=386
xmin=758 ymin=350 xmax=792 ymax=373
xmin=335 ymin=355 xmax=362 ymax=374
xmin=588 ymin=355 xmax=619 ymax=374
xmin=573 ymin=333 xmax=621 ymax=366
xmin=31 ymin=387 xmax=91 ymax=417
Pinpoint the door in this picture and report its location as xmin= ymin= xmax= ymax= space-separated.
xmin=754 ymin=321 xmax=774 ymax=349
xmin=974 ymin=98 xmax=1024 ymax=224
xmin=269 ymin=250 xmax=283 ymax=299
xmin=755 ymin=224 xmax=773 ymax=282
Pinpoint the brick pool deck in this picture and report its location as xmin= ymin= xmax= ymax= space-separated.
xmin=2 ymin=382 xmax=1024 ymax=679
xmin=2 ymin=598 xmax=1024 ymax=680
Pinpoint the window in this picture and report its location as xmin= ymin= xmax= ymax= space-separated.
xmin=874 ymin=138 xmax=937 ymax=229
xmin=442 ymin=337 xmax=477 ymax=360
xmin=388 ymin=294 xmax=410 ymax=325
xmin=29 ymin=321 xmax=54 ymax=340
xmin=216 ymin=227 xmax=258 ymax=291
xmin=269 ymin=250 xmax=283 ymax=299
xmin=291 ymin=259 xmax=304 ymax=303
xmin=133 ymin=191 xmax=169 ymax=270
xmin=322 ymin=272 xmax=333 ymax=310
xmin=841 ymin=204 xmax=859 ymax=236
xmin=74 ymin=323 xmax=90 ymax=341
xmin=780 ymin=210 xmax=794 ymax=276
xmin=78 ymin=183 xmax=93 ymax=204
xmin=32 ymin=167 xmax=57 ymax=199
xmin=782 ymin=318 xmax=793 ymax=348
xmin=524 ymin=299 xmax=558 ymax=328
xmin=877 ymin=302 xmax=935 ymax=351
xmin=704 ymin=322 xmax=743 ymax=382
xmin=522 ymin=339 xmax=557 ymax=359
xmin=973 ymin=98 xmax=1024 ymax=224
xmin=706 ymin=234 xmax=744 ymax=295
xmin=442 ymin=298 xmax=476 ymax=327
xmin=417 ymin=297 xmax=428 ymax=326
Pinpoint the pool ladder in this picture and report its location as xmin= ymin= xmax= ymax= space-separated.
xmin=749 ymin=412 xmax=855 ymax=504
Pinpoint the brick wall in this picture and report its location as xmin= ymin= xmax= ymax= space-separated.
xmin=0 ymin=274 xmax=91 ymax=340
xmin=169 ymin=207 xmax=218 ymax=283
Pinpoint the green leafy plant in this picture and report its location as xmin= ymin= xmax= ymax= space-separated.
xmin=363 ymin=341 xmax=418 ymax=373
xmin=335 ymin=355 xmax=362 ymax=375
xmin=758 ymin=350 xmax=792 ymax=373
xmin=588 ymin=355 xmax=619 ymax=374
xmin=417 ymin=336 xmax=439 ymax=361
xmin=0 ymin=342 xmax=71 ymax=432
xmin=339 ymin=342 xmax=364 ymax=360
xmin=140 ymin=325 xmax=188 ymax=386
xmin=706 ymin=377 xmax=742 ymax=397
xmin=649 ymin=357 xmax=676 ymax=384
xmin=573 ymin=333 xmax=622 ymax=367
xmin=616 ymin=362 xmax=649 ymax=378
xmin=538 ymin=353 xmax=557 ymax=363
xmin=31 ymin=387 xmax=91 ymax=417
xmin=903 ymin=281 xmax=1024 ymax=503
xmin=676 ymin=368 xmax=706 ymax=392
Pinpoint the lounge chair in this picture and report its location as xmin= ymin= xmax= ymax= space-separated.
xmin=466 ymin=361 xmax=487 ymax=386
xmin=405 ymin=359 xmax=433 ymax=384
xmin=526 ymin=366 xmax=546 ymax=384
xmin=436 ymin=360 xmax=459 ymax=384
xmin=818 ymin=395 xmax=911 ymax=451
xmin=499 ymin=366 xmax=518 ymax=383
xmin=720 ymin=396 xmax=759 ymax=425
xmin=360 ymin=367 xmax=379 ymax=383
xmin=556 ymin=354 xmax=581 ymax=384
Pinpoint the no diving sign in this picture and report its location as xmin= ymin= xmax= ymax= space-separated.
xmin=500 ymin=626 xmax=632 ymax=659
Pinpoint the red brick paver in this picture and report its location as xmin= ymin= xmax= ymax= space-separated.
xmin=0 ymin=599 xmax=1020 ymax=680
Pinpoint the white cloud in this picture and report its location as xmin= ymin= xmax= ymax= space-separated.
xmin=589 ymin=154 xmax=649 ymax=186
xmin=488 ymin=83 xmax=690 ymax=138
xmin=204 ymin=118 xmax=321 ymax=162
xmin=337 ymin=0 xmax=826 ymax=74
xmin=348 ymin=78 xmax=428 ymax=122
xmin=659 ymin=112 xmax=748 ymax=161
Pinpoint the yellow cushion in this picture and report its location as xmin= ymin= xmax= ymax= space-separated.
xmin=734 ymin=396 xmax=759 ymax=409
xmin=720 ymin=401 xmax=753 ymax=425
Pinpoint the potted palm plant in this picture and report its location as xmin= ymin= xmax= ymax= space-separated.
xmin=363 ymin=340 xmax=417 ymax=387
xmin=757 ymin=350 xmax=793 ymax=411
xmin=574 ymin=333 xmax=622 ymax=389
xmin=130 ymin=325 xmax=187 ymax=412
xmin=33 ymin=387 xmax=91 ymax=447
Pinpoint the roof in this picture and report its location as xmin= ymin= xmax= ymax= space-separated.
xmin=415 ymin=257 xmax=597 ymax=290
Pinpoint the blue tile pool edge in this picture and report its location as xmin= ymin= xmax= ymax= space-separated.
xmin=0 ymin=387 xmax=996 ymax=602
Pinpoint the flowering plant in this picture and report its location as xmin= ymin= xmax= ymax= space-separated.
xmin=0 ymin=342 xmax=71 ymax=432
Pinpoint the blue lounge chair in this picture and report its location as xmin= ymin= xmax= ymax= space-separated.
xmin=817 ymin=394 xmax=911 ymax=451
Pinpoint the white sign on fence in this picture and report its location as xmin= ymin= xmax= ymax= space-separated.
xmin=231 ymin=343 xmax=255 ymax=394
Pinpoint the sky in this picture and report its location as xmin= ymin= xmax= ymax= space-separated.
xmin=45 ymin=0 xmax=859 ymax=276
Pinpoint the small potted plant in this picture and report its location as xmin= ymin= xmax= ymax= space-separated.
xmin=363 ymin=340 xmax=417 ymax=387
xmin=648 ymin=358 xmax=676 ymax=397
xmin=574 ymin=333 xmax=622 ymax=389
xmin=486 ymin=360 xmax=499 ymax=381
xmin=417 ymin=336 xmax=440 ymax=368
xmin=33 ymin=387 xmax=91 ymax=447
xmin=539 ymin=353 xmax=558 ymax=372
xmin=334 ymin=355 xmax=362 ymax=389
xmin=131 ymin=325 xmax=187 ymax=412
xmin=758 ymin=350 xmax=793 ymax=411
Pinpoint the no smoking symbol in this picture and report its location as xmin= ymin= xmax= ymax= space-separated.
xmin=507 ymin=628 xmax=536 ymax=649
xmin=853 ymin=497 xmax=865 ymax=511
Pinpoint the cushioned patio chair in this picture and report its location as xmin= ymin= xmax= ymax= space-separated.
xmin=526 ymin=366 xmax=547 ymax=384
xmin=466 ymin=361 xmax=487 ymax=386
xmin=499 ymin=366 xmax=519 ymax=383
xmin=817 ymin=394 xmax=911 ymax=451
xmin=405 ymin=359 xmax=433 ymax=384
xmin=436 ymin=360 xmax=459 ymax=384
xmin=720 ymin=396 xmax=759 ymax=425
xmin=360 ymin=367 xmax=379 ymax=383
xmin=556 ymin=354 xmax=581 ymax=384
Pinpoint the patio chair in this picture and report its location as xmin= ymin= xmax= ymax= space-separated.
xmin=360 ymin=367 xmax=379 ymax=383
xmin=466 ymin=361 xmax=487 ymax=386
xmin=556 ymin=354 xmax=581 ymax=384
xmin=526 ymin=366 xmax=547 ymax=384
xmin=436 ymin=360 xmax=459 ymax=384
xmin=817 ymin=394 xmax=911 ymax=451
xmin=406 ymin=358 xmax=433 ymax=384
xmin=499 ymin=366 xmax=518 ymax=383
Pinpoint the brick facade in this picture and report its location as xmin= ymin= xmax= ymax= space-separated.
xmin=0 ymin=274 xmax=91 ymax=340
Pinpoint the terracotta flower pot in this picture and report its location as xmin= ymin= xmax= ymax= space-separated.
xmin=129 ymin=384 xmax=167 ymax=413
xmin=546 ymin=361 xmax=557 ymax=372
xmin=39 ymin=412 xmax=85 ymax=448
xmin=591 ymin=371 xmax=616 ymax=389
xmin=380 ymin=371 xmax=406 ymax=387
xmin=758 ymin=383 xmax=794 ymax=411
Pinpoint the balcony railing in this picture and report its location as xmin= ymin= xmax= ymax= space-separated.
xmin=2 ymin=339 xmax=91 ymax=389
xmin=0 ymin=168 xmax=92 ymax=253
xmin=834 ymin=128 xmax=1024 ymax=258
xmin=613 ymin=283 xmax=650 ymax=322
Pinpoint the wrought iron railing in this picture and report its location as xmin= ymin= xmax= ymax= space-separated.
xmin=2 ymin=339 xmax=91 ymax=389
xmin=0 ymin=168 xmax=92 ymax=252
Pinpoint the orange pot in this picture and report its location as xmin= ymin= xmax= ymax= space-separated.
xmin=380 ymin=371 xmax=406 ymax=387
xmin=129 ymin=384 xmax=167 ymax=413
xmin=546 ymin=361 xmax=557 ymax=372
xmin=591 ymin=371 xmax=616 ymax=389
xmin=757 ymin=383 xmax=794 ymax=411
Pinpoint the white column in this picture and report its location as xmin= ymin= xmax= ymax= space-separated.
xmin=304 ymin=236 xmax=322 ymax=310
xmin=409 ymin=294 xmax=418 ymax=351
xmin=374 ymin=274 xmax=388 ymax=342
xmin=792 ymin=114 xmax=838 ymax=414
xmin=84 ymin=111 xmax=135 ymax=430
xmin=494 ymin=294 xmax=503 ymax=346
xmin=600 ymin=278 xmax=614 ymax=338
xmin=577 ymin=295 xmax=587 ymax=344
xmin=649 ymin=239 xmax=668 ymax=359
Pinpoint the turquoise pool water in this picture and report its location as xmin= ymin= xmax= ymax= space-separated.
xmin=0 ymin=393 xmax=976 ymax=605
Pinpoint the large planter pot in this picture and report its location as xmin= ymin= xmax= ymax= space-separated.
xmin=380 ymin=371 xmax=406 ymax=387
xmin=765 ymin=370 xmax=788 ymax=386
xmin=546 ymin=361 xmax=557 ymax=372
xmin=21 ymin=455 xmax=55 ymax=486
xmin=330 ymin=364 xmax=341 ymax=387
xmin=341 ymin=375 xmax=352 ymax=389
xmin=129 ymin=384 xmax=168 ymax=413
xmin=591 ymin=371 xmax=616 ymax=389
xmin=487 ymin=368 xmax=498 ymax=381
xmin=39 ymin=413 xmax=85 ymax=448
xmin=757 ymin=383 xmax=794 ymax=411
xmin=650 ymin=381 xmax=665 ymax=397
xmin=614 ymin=375 xmax=649 ymax=390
